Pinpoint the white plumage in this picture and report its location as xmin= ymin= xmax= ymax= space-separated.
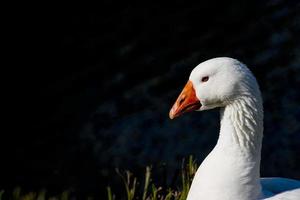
xmin=169 ymin=57 xmax=300 ymax=200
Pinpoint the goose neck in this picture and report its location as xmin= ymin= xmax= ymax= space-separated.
xmin=218 ymin=96 xmax=264 ymax=155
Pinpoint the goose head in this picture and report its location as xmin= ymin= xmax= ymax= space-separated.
xmin=169 ymin=57 xmax=258 ymax=119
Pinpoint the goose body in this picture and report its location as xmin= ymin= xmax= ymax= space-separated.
xmin=169 ymin=57 xmax=300 ymax=200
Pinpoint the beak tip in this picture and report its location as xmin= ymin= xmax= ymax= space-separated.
xmin=169 ymin=111 xmax=175 ymax=119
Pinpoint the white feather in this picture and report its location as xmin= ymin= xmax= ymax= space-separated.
xmin=186 ymin=57 xmax=300 ymax=200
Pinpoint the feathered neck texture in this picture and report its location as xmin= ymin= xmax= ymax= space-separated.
xmin=219 ymin=94 xmax=264 ymax=154
xmin=187 ymin=81 xmax=264 ymax=200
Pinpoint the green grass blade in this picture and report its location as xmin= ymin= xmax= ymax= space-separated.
xmin=142 ymin=166 xmax=151 ymax=200
xmin=0 ymin=190 xmax=4 ymax=200
xmin=107 ymin=186 xmax=113 ymax=200
xmin=37 ymin=189 xmax=46 ymax=200
xmin=13 ymin=187 xmax=21 ymax=200
xmin=61 ymin=191 xmax=69 ymax=200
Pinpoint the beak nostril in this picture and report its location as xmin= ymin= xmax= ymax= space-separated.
xmin=179 ymin=97 xmax=185 ymax=105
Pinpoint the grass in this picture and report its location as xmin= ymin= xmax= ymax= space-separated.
xmin=111 ymin=156 xmax=197 ymax=200
xmin=1 ymin=156 xmax=197 ymax=200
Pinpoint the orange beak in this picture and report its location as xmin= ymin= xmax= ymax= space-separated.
xmin=169 ymin=81 xmax=201 ymax=119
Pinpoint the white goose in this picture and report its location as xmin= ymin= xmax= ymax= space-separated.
xmin=169 ymin=57 xmax=300 ymax=200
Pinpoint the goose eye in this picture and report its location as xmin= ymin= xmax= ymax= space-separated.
xmin=201 ymin=76 xmax=209 ymax=82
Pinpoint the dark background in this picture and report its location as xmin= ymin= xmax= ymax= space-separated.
xmin=4 ymin=0 xmax=300 ymax=198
